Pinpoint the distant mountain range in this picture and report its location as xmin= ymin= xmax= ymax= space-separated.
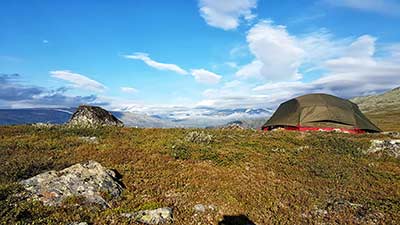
xmin=0 ymin=106 xmax=272 ymax=128
xmin=2 ymin=87 xmax=398 ymax=128
xmin=0 ymin=108 xmax=74 ymax=125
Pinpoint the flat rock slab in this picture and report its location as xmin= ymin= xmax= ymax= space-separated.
xmin=121 ymin=207 xmax=173 ymax=224
xmin=20 ymin=160 xmax=124 ymax=207
xmin=366 ymin=140 xmax=400 ymax=158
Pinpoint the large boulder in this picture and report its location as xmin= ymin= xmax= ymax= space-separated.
xmin=20 ymin=161 xmax=124 ymax=208
xmin=67 ymin=105 xmax=123 ymax=127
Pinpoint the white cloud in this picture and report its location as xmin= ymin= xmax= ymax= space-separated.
xmin=198 ymin=0 xmax=258 ymax=30
xmin=254 ymin=36 xmax=400 ymax=98
xmin=200 ymin=33 xmax=400 ymax=109
xmin=225 ymin=62 xmax=239 ymax=69
xmin=124 ymin=52 xmax=188 ymax=75
xmin=236 ymin=20 xmax=304 ymax=81
xmin=50 ymin=70 xmax=106 ymax=92
xmin=385 ymin=43 xmax=400 ymax=60
xmin=236 ymin=60 xmax=263 ymax=78
xmin=121 ymin=87 xmax=139 ymax=93
xmin=235 ymin=22 xmax=378 ymax=82
xmin=326 ymin=0 xmax=400 ymax=15
xmin=298 ymin=29 xmax=351 ymax=63
xmin=345 ymin=35 xmax=376 ymax=58
xmin=191 ymin=69 xmax=222 ymax=84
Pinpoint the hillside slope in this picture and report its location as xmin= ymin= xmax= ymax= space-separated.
xmin=351 ymin=87 xmax=400 ymax=131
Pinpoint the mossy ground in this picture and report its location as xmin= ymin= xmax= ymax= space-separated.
xmin=0 ymin=125 xmax=399 ymax=224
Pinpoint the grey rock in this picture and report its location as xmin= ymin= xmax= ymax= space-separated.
xmin=79 ymin=136 xmax=99 ymax=144
xmin=365 ymin=140 xmax=400 ymax=158
xmin=121 ymin=207 xmax=173 ymax=224
xmin=193 ymin=204 xmax=206 ymax=213
xmin=67 ymin=105 xmax=123 ymax=127
xmin=20 ymin=160 xmax=124 ymax=207
xmin=184 ymin=131 xmax=213 ymax=144
xmin=32 ymin=122 xmax=56 ymax=128
xmin=382 ymin=131 xmax=400 ymax=138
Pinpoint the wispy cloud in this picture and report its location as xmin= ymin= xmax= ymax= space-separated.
xmin=198 ymin=0 xmax=258 ymax=30
xmin=124 ymin=52 xmax=188 ymax=75
xmin=121 ymin=86 xmax=139 ymax=93
xmin=325 ymin=0 xmax=400 ymax=15
xmin=191 ymin=69 xmax=222 ymax=84
xmin=50 ymin=70 xmax=106 ymax=92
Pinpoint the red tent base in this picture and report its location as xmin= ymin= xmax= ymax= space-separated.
xmin=263 ymin=126 xmax=366 ymax=134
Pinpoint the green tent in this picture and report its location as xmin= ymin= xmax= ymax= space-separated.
xmin=262 ymin=93 xmax=381 ymax=133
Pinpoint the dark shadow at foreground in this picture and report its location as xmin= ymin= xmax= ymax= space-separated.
xmin=218 ymin=215 xmax=256 ymax=225
xmin=110 ymin=168 xmax=126 ymax=189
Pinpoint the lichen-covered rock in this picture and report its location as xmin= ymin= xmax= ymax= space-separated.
xmin=79 ymin=136 xmax=99 ymax=144
xmin=193 ymin=204 xmax=206 ymax=213
xmin=121 ymin=207 xmax=173 ymax=224
xmin=184 ymin=131 xmax=213 ymax=144
xmin=67 ymin=105 xmax=123 ymax=127
xmin=365 ymin=140 xmax=400 ymax=158
xmin=20 ymin=161 xmax=124 ymax=207
xmin=32 ymin=122 xmax=56 ymax=128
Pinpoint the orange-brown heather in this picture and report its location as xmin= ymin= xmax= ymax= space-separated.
xmin=0 ymin=125 xmax=399 ymax=224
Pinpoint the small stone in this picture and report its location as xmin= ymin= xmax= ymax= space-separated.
xmin=208 ymin=204 xmax=216 ymax=211
xmin=194 ymin=204 xmax=206 ymax=213
xmin=122 ymin=207 xmax=173 ymax=224
xmin=79 ymin=136 xmax=98 ymax=144
xmin=32 ymin=122 xmax=55 ymax=128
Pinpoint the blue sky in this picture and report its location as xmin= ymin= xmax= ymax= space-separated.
xmin=1 ymin=0 xmax=400 ymax=110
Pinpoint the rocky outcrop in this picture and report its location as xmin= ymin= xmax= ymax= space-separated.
xmin=121 ymin=207 xmax=173 ymax=224
xmin=20 ymin=161 xmax=124 ymax=208
xmin=67 ymin=105 xmax=123 ymax=127
xmin=365 ymin=140 xmax=400 ymax=158
xmin=382 ymin=131 xmax=400 ymax=138
xmin=222 ymin=123 xmax=245 ymax=130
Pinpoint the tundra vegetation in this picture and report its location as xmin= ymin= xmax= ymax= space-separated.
xmin=0 ymin=125 xmax=399 ymax=224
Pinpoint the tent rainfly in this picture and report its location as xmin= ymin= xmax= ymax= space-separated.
xmin=262 ymin=93 xmax=381 ymax=133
